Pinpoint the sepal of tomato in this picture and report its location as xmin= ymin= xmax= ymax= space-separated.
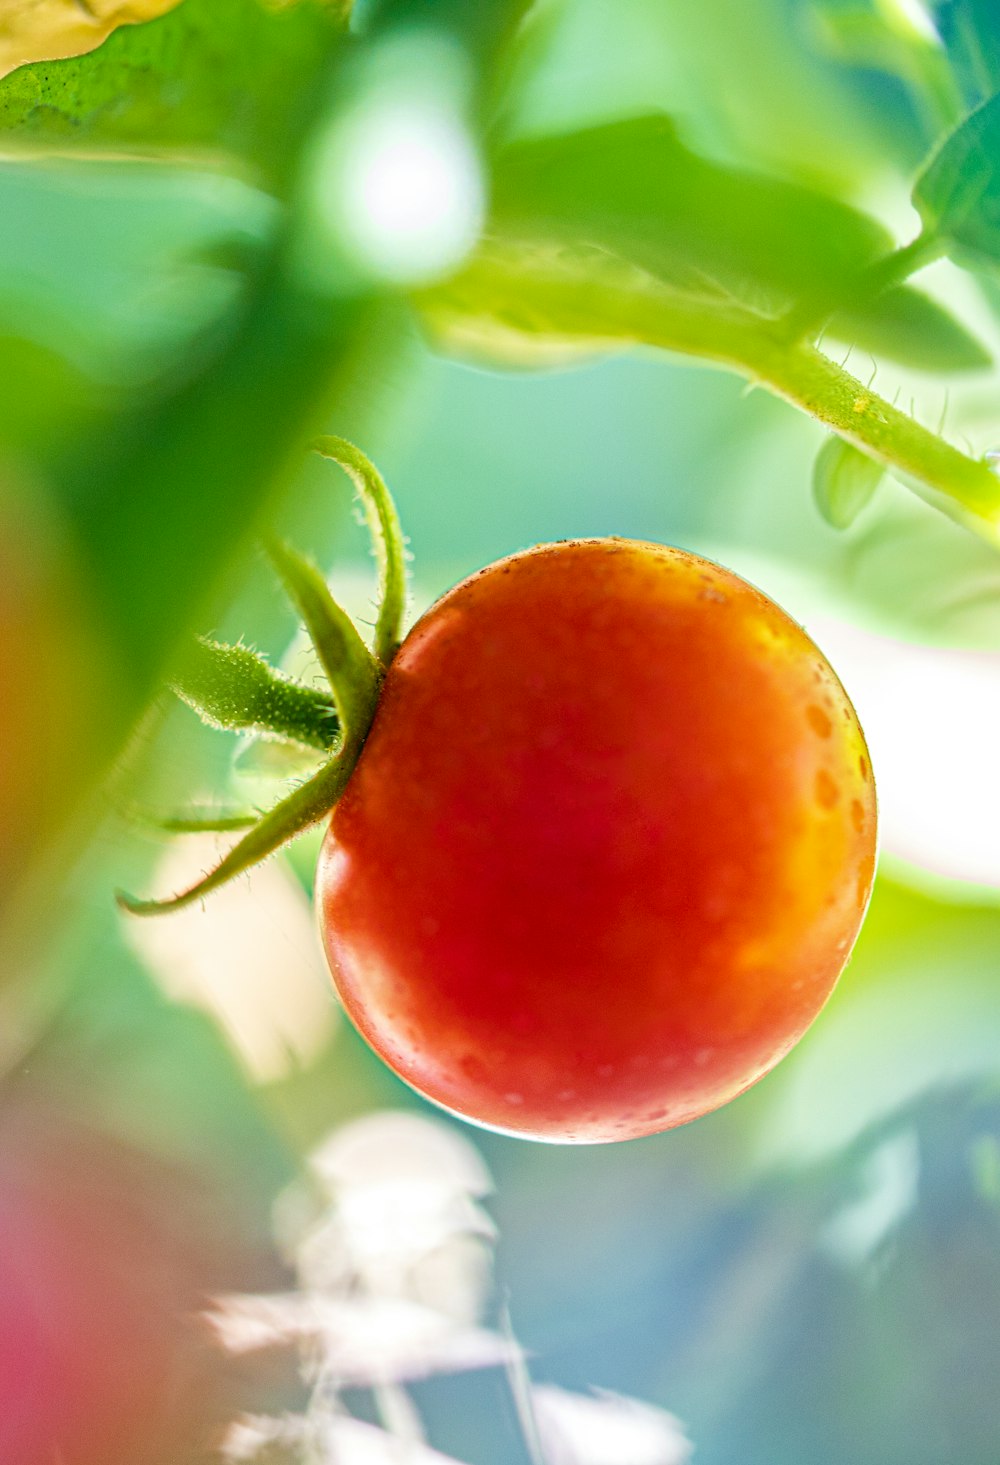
xmin=316 ymin=539 xmax=877 ymax=1143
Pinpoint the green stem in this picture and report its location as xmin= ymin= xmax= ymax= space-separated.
xmin=853 ymin=231 xmax=944 ymax=301
xmin=313 ymin=436 xmax=409 ymax=666
xmin=751 ymin=334 xmax=999 ymax=531
xmin=441 ymin=260 xmax=1000 ymax=538
xmin=267 ymin=539 xmax=383 ymax=743
xmin=171 ymin=636 xmax=340 ymax=750
xmin=129 ymin=808 xmax=261 ymax=834
xmin=116 ymin=749 xmax=356 ymax=916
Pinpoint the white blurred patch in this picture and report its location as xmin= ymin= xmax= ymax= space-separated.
xmin=212 ymin=1110 xmax=508 ymax=1391
xmin=326 ymin=102 xmax=484 ymax=283
xmin=316 ymin=1416 xmax=476 ymax=1464
xmin=223 ymin=1411 xmax=472 ymax=1463
xmin=209 ymin=1293 xmax=516 ymax=1385
xmin=286 ymin=1111 xmax=497 ymax=1328
xmin=213 ymin=1111 xmax=692 ymax=1461
xmin=819 ymin=1130 xmax=921 ymax=1271
xmin=307 ymin=33 xmax=485 ymax=286
xmin=810 ymin=619 xmax=1000 ymax=889
xmin=530 ymin=1386 xmax=693 ymax=1465
xmin=124 ymin=836 xmax=336 ymax=1082
xmin=876 ymin=0 xmax=940 ymax=44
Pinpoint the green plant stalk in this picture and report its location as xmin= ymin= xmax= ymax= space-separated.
xmin=748 ymin=333 xmax=1000 ymax=532
xmin=172 ymin=636 xmax=340 ymax=750
xmin=119 ymin=533 xmax=386 ymax=916
xmin=434 ymin=261 xmax=1000 ymax=539
xmin=116 ymin=750 xmax=357 ymax=915
xmin=313 ymin=435 xmax=409 ymax=666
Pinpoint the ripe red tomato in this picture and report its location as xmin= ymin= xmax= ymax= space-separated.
xmin=316 ymin=540 xmax=876 ymax=1142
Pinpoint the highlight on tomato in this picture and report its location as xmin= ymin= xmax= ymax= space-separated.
xmin=119 ymin=439 xmax=877 ymax=1143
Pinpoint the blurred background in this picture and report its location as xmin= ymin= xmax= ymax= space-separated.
xmin=2 ymin=0 xmax=1000 ymax=1461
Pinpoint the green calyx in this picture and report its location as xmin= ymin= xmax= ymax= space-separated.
xmin=116 ymin=437 xmax=407 ymax=917
xmin=172 ymin=636 xmax=341 ymax=752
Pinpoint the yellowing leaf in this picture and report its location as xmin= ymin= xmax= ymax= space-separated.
xmin=0 ymin=0 xmax=182 ymax=78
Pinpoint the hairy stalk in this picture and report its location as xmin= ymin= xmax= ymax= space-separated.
xmin=748 ymin=334 xmax=1000 ymax=533
xmin=433 ymin=249 xmax=1000 ymax=542
xmin=313 ymin=435 xmax=409 ymax=667
xmin=116 ymin=753 xmax=356 ymax=916
xmin=172 ymin=636 xmax=340 ymax=750
xmin=266 ymin=539 xmax=383 ymax=741
xmin=447 ymin=261 xmax=1000 ymax=538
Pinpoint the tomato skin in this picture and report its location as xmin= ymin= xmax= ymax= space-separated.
xmin=316 ymin=540 xmax=876 ymax=1143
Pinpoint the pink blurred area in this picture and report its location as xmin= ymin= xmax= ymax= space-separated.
xmin=0 ymin=1096 xmax=298 ymax=1465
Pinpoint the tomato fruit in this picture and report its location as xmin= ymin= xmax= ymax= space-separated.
xmin=315 ymin=539 xmax=876 ymax=1142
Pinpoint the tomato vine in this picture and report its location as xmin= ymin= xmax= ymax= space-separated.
xmin=117 ymin=437 xmax=406 ymax=915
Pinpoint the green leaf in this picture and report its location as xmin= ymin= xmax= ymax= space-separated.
xmin=0 ymin=0 xmax=342 ymax=184
xmin=936 ymin=0 xmax=1000 ymax=109
xmin=420 ymin=233 xmax=988 ymax=379
xmin=489 ymin=115 xmax=896 ymax=318
xmin=424 ymin=115 xmax=985 ymax=376
xmin=266 ymin=538 xmax=382 ymax=745
xmin=914 ymin=90 xmax=1000 ymax=269
xmin=812 ymin=435 xmax=885 ymax=529
xmin=828 ymin=283 xmax=992 ymax=372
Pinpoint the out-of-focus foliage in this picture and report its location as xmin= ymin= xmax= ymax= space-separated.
xmin=915 ymin=90 xmax=1000 ymax=269
xmin=3 ymin=0 xmax=1000 ymax=1462
xmin=0 ymin=0 xmax=337 ymax=178
xmin=812 ymin=435 xmax=885 ymax=528
xmin=419 ymin=113 xmax=992 ymax=375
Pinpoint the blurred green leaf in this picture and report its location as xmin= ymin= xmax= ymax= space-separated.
xmin=0 ymin=158 xmax=277 ymax=384
xmin=421 ymin=230 xmax=986 ymax=378
xmin=489 ymin=115 xmax=894 ymax=316
xmin=813 ymin=435 xmax=885 ymax=528
xmin=935 ymin=0 xmax=1000 ymax=107
xmin=419 ymin=239 xmax=745 ymax=370
xmin=57 ymin=270 xmax=371 ymax=702
xmin=424 ymin=115 xmax=981 ymax=374
xmin=0 ymin=0 xmax=341 ymax=184
xmin=914 ymin=89 xmax=1000 ymax=269
xmin=816 ymin=8 xmax=922 ymax=71
xmin=0 ymin=335 xmax=104 ymax=454
xmin=811 ymin=2 xmax=962 ymax=138
xmin=828 ymin=281 xmax=991 ymax=371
